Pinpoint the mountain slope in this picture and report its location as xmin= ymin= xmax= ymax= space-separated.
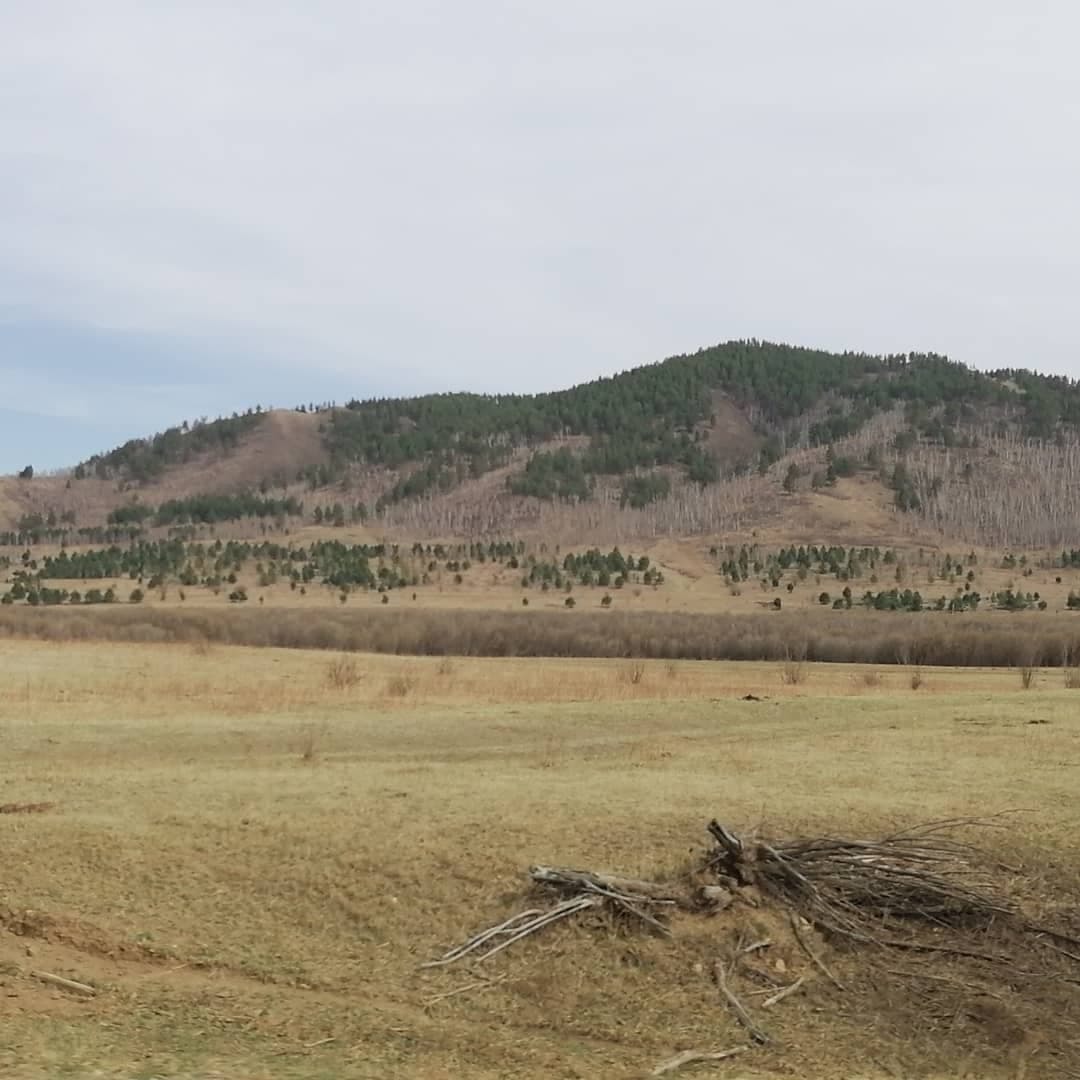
xmin=3 ymin=340 xmax=1080 ymax=547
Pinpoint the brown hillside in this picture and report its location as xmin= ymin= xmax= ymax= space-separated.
xmin=154 ymin=408 xmax=328 ymax=496
xmin=0 ymin=410 xmax=329 ymax=531
xmin=3 ymin=398 xmax=1079 ymax=553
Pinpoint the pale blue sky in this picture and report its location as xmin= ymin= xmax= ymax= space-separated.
xmin=3 ymin=2 xmax=1079 ymax=473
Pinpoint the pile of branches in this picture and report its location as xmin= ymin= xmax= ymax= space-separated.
xmin=422 ymin=867 xmax=680 ymax=968
xmin=425 ymin=816 xmax=1078 ymax=969
xmin=423 ymin=816 xmax=1080 ymax=1075
xmin=707 ymin=817 xmax=1018 ymax=947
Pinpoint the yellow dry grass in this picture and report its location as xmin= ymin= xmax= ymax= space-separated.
xmin=1 ymin=639 xmax=1078 ymax=1079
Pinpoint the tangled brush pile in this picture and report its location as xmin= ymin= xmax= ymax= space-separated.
xmin=422 ymin=815 xmax=1080 ymax=1076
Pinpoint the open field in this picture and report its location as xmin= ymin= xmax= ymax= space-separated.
xmin=1 ymin=639 xmax=1079 ymax=1078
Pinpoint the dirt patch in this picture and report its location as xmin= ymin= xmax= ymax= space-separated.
xmin=702 ymin=391 xmax=760 ymax=466
xmin=1 ymin=907 xmax=168 ymax=965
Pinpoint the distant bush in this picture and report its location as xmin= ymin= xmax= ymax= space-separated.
xmin=385 ymin=673 xmax=415 ymax=698
xmin=326 ymin=655 xmax=362 ymax=690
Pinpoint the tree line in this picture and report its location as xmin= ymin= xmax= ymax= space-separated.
xmin=108 ymin=492 xmax=304 ymax=527
xmin=1 ymin=537 xmax=664 ymax=606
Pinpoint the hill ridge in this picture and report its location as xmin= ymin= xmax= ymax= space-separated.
xmin=4 ymin=340 xmax=1080 ymax=547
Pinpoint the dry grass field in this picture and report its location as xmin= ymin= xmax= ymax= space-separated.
xmin=2 ymin=638 xmax=1079 ymax=1078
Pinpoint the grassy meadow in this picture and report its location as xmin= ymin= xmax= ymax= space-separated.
xmin=1 ymin=638 xmax=1079 ymax=1078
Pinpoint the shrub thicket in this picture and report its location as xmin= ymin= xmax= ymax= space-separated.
xmin=2 ymin=607 xmax=1079 ymax=669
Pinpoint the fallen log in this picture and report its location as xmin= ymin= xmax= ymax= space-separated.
xmin=529 ymin=866 xmax=684 ymax=903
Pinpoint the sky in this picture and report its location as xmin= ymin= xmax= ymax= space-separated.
xmin=2 ymin=2 xmax=1079 ymax=473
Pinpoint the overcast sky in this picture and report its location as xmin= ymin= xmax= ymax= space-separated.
xmin=3 ymin=2 xmax=1079 ymax=473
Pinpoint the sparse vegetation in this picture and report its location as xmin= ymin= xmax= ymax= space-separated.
xmin=326 ymin=654 xmax=362 ymax=690
xmin=385 ymin=672 xmax=416 ymax=698
xmin=298 ymin=723 xmax=320 ymax=762
xmin=0 ymin=538 xmax=667 ymax=608
xmin=780 ymin=645 xmax=808 ymax=685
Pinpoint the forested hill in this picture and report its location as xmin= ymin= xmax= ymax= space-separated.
xmin=71 ymin=341 xmax=1080 ymax=494
xmin=323 ymin=343 xmax=1077 ymax=501
xmin=5 ymin=340 xmax=1080 ymax=547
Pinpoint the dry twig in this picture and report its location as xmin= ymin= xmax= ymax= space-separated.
xmin=422 ymin=895 xmax=598 ymax=968
xmin=789 ymin=913 xmax=846 ymax=990
xmin=882 ymin=967 xmax=1004 ymax=1001
xmin=741 ymin=938 xmax=772 ymax=954
xmin=424 ymin=974 xmax=508 ymax=1006
xmin=650 ymin=1046 xmax=747 ymax=1076
xmin=31 ymin=971 xmax=95 ymax=996
xmin=763 ymin=976 xmax=807 ymax=1008
xmin=713 ymin=961 xmax=772 ymax=1045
